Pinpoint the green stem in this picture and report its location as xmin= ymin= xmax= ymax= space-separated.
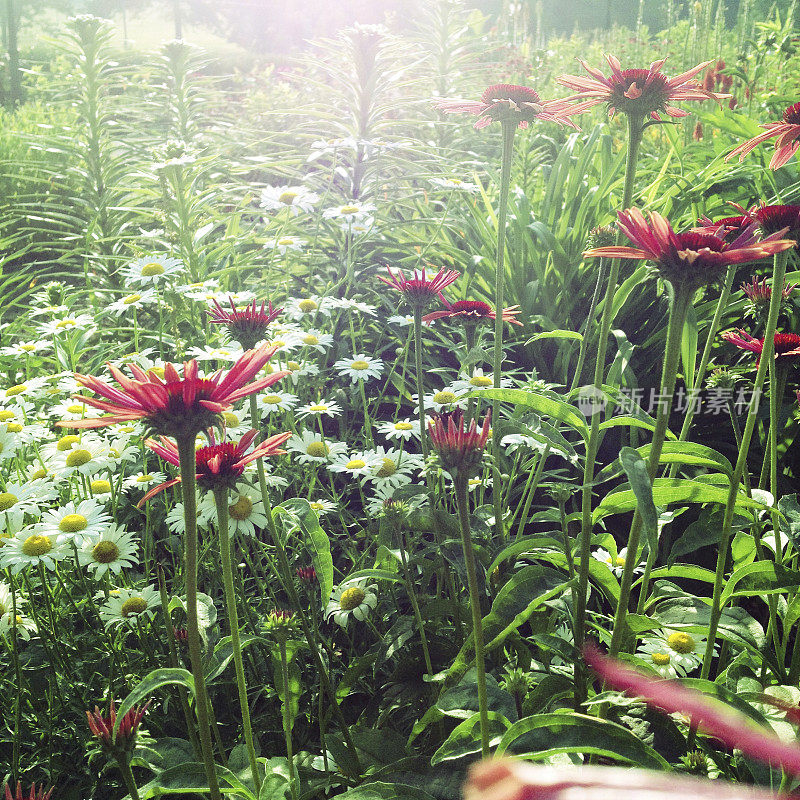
xmin=116 ymin=755 xmax=141 ymax=800
xmin=454 ymin=474 xmax=489 ymax=757
xmin=175 ymin=433 xmax=222 ymax=800
xmin=10 ymin=572 xmax=21 ymax=778
xmin=413 ymin=307 xmax=430 ymax=464
xmin=573 ymin=113 xmax=644 ymax=704
xmin=492 ymin=120 xmax=517 ymax=542
xmin=398 ymin=524 xmax=434 ymax=676
xmin=609 ymin=285 xmax=692 ymax=656
xmin=279 ymin=637 xmax=299 ymax=800
xmin=213 ymin=488 xmax=261 ymax=794
xmin=571 ymin=258 xmax=609 ymax=391
xmin=701 ymin=249 xmax=790 ymax=679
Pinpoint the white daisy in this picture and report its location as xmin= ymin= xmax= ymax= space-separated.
xmin=50 ymin=398 xmax=103 ymax=422
xmin=0 ymin=428 xmax=20 ymax=462
xmin=121 ymin=256 xmax=184 ymax=286
xmin=0 ymin=529 xmax=70 ymax=573
xmin=260 ymin=184 xmax=320 ymax=215
xmin=377 ymin=418 xmax=421 ymax=442
xmin=362 ymin=446 xmax=423 ymax=488
xmin=106 ymin=290 xmax=157 ymax=315
xmin=187 ymin=344 xmax=245 ymax=363
xmin=340 ymin=216 xmax=375 ymax=235
xmin=258 ymin=390 xmax=299 ymax=414
xmin=420 ymin=388 xmax=466 ymax=413
xmin=334 ymin=354 xmax=383 ymax=384
xmin=38 ymin=314 xmax=95 ymax=337
xmin=296 ymin=329 xmax=334 ymax=353
xmin=0 ymin=377 xmax=50 ymax=403
xmin=282 ymin=360 xmax=320 ymax=386
xmin=451 ymin=368 xmax=512 ymax=395
xmin=0 ymin=340 xmax=50 ymax=357
xmin=328 ymin=451 xmax=382 ymax=478
xmin=88 ymin=478 xmax=114 ymax=500
xmin=322 ymin=202 xmax=375 ymax=220
xmin=124 ymin=471 xmax=168 ymax=493
xmin=166 ymin=502 xmax=214 ymax=535
xmin=501 ymin=433 xmax=543 ymax=453
xmin=327 ymin=298 xmax=377 ymax=316
xmin=430 ymin=177 xmax=480 ymax=193
xmin=265 ymin=235 xmax=307 ymax=254
xmin=177 ymin=279 xmax=221 ymax=299
xmin=48 ymin=437 xmax=111 ymax=478
xmin=296 ymin=400 xmax=343 ymax=420
xmin=326 ymin=579 xmax=378 ymax=628
xmin=283 ymin=296 xmax=335 ymax=321
xmin=39 ymin=499 xmax=111 ymax=545
xmin=220 ymin=409 xmax=251 ymax=438
xmin=637 ymin=630 xmax=707 ymax=678
xmin=308 ymin=498 xmax=337 ymax=517
xmin=78 ymin=525 xmax=139 ymax=578
xmin=0 ymin=482 xmax=56 ymax=533
xmin=592 ymin=547 xmax=644 ymax=578
xmin=264 ymin=332 xmax=303 ymax=355
xmin=0 ymin=609 xmax=37 ymax=640
xmin=99 ymin=585 xmax=160 ymax=628
xmin=103 ymin=434 xmax=140 ymax=466
xmin=287 ymin=431 xmax=347 ymax=464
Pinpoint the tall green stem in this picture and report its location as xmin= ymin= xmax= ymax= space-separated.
xmin=116 ymin=756 xmax=141 ymax=800
xmin=492 ymin=120 xmax=517 ymax=542
xmin=608 ymin=286 xmax=692 ymax=656
xmin=454 ymin=474 xmax=490 ymax=757
xmin=573 ymin=113 xmax=644 ymax=704
xmin=413 ymin=307 xmax=430 ymax=463
xmin=176 ymin=433 xmax=222 ymax=800
xmin=213 ymin=488 xmax=261 ymax=794
xmin=701 ymin=249 xmax=790 ymax=679
xmin=279 ymin=637 xmax=299 ymax=800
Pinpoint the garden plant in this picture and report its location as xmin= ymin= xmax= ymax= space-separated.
xmin=3 ymin=2 xmax=800 ymax=799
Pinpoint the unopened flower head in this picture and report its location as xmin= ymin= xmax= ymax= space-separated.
xmin=740 ymin=276 xmax=796 ymax=318
xmin=558 ymin=54 xmax=729 ymax=120
xmin=2 ymin=783 xmax=53 ymax=800
xmin=86 ymin=696 xmax=149 ymax=755
xmin=428 ymin=408 xmax=491 ymax=479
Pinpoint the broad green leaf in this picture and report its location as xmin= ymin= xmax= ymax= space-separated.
xmin=206 ymin=635 xmax=266 ymax=683
xmin=619 ymin=447 xmax=658 ymax=550
xmin=431 ymin=711 xmax=510 ymax=765
xmin=656 ymin=597 xmax=765 ymax=651
xmin=778 ymin=494 xmax=800 ymax=548
xmin=720 ymin=562 xmax=800 ymax=605
xmin=335 ymin=783 xmax=437 ymax=800
xmin=527 ymin=329 xmax=583 ymax=343
xmin=496 ymin=712 xmax=669 ymax=769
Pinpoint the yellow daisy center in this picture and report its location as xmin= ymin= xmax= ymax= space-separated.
xmin=0 ymin=411 xmax=15 ymax=421
xmin=340 ymin=205 xmax=360 ymax=215
xmin=650 ymin=652 xmax=671 ymax=666
xmin=376 ymin=458 xmax=396 ymax=478
xmin=615 ymin=556 xmax=626 ymax=567
xmin=287 ymin=361 xmax=301 ymax=371
xmin=339 ymin=586 xmax=366 ymax=611
xmin=91 ymin=480 xmax=112 ymax=494
xmin=92 ymin=540 xmax=120 ymax=563
xmin=149 ymin=367 xmax=165 ymax=379
xmin=123 ymin=294 xmax=141 ymax=304
xmin=5 ymin=385 xmax=26 ymax=396
xmin=223 ymin=412 xmax=239 ymax=427
xmin=309 ymin=404 xmax=328 ymax=412
xmin=302 ymin=334 xmax=319 ymax=345
xmin=67 ymin=404 xmax=85 ymax=414
xmin=394 ymin=422 xmax=413 ymax=431
xmin=278 ymin=190 xmax=298 ymax=204
xmin=229 ymin=495 xmax=254 ymax=521
xmin=470 ymin=375 xmax=493 ymax=387
xmin=667 ymin=631 xmax=696 ymax=654
xmin=55 ymin=320 xmax=75 ymax=329
xmin=310 ymin=501 xmax=324 ymax=510
xmin=141 ymin=262 xmax=165 ymax=276
xmin=346 ymin=459 xmax=366 ymax=470
xmin=121 ymin=597 xmax=148 ymax=616
xmin=277 ymin=237 xmax=295 ymax=246
xmin=298 ymin=299 xmax=317 ymax=313
xmin=350 ymin=360 xmax=370 ymax=370
xmin=59 ymin=514 xmax=88 ymax=533
xmin=66 ymin=449 xmax=92 ymax=467
xmin=22 ymin=534 xmax=52 ymax=557
xmin=305 ymin=442 xmax=328 ymax=458
xmin=262 ymin=394 xmax=283 ymax=405
xmin=30 ymin=468 xmax=47 ymax=480
xmin=19 ymin=344 xmax=36 ymax=352
xmin=0 ymin=492 xmax=17 ymax=511
xmin=136 ymin=474 xmax=153 ymax=483
xmin=57 ymin=435 xmax=81 ymax=451
xmin=5 ymin=423 xmax=21 ymax=433
xmin=433 ymin=391 xmax=457 ymax=404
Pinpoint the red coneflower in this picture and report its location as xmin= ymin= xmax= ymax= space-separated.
xmin=752 ymin=203 xmax=800 ymax=243
xmin=140 ymin=428 xmax=291 ymax=501
xmin=726 ymin=101 xmax=800 ymax=170
xmin=422 ymin=297 xmax=523 ymax=326
xmin=740 ymin=276 xmax=797 ymax=312
xmin=209 ymin=297 xmax=282 ymax=349
xmin=428 ymin=408 xmax=491 ymax=479
xmin=693 ymin=213 xmax=755 ymax=242
xmin=296 ymin=566 xmax=317 ymax=583
xmin=86 ymin=697 xmax=149 ymax=753
xmin=3 ymin=785 xmax=53 ymax=800
xmin=60 ymin=346 xmax=288 ymax=440
xmin=721 ymin=330 xmax=800 ymax=365
xmin=584 ymin=644 xmax=800 ymax=776
xmin=379 ymin=267 xmax=460 ymax=310
xmin=558 ymin=54 xmax=729 ymax=120
xmin=583 ymin=208 xmax=796 ymax=289
xmin=435 ymin=83 xmax=584 ymax=130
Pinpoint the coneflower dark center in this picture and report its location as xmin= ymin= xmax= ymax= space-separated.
xmin=481 ymin=84 xmax=541 ymax=105
xmin=782 ymin=102 xmax=800 ymax=125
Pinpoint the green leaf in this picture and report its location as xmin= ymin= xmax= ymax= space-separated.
xmin=496 ymin=712 xmax=669 ymax=769
xmin=431 ymin=711 xmax=510 ymax=765
xmin=527 ymin=329 xmax=583 ymax=343
xmin=206 ymin=635 xmax=266 ymax=683
xmin=114 ymin=668 xmax=195 ymax=744
xmin=778 ymin=494 xmax=800 ymax=548
xmin=275 ymin=498 xmax=333 ymax=608
xmin=334 ymin=783 xmax=437 ymax=800
xmin=618 ymin=447 xmax=658 ymax=550
xmin=471 ymin=388 xmax=589 ymax=443
xmin=636 ymin=441 xmax=733 ymax=477
xmin=720 ymin=562 xmax=800 ymax=605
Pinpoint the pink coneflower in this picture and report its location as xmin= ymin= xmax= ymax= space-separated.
xmin=87 ymin=697 xmax=149 ymax=753
xmin=379 ymin=267 xmax=460 ymax=310
xmin=435 ymin=83 xmax=583 ymax=130
xmin=464 ymin=759 xmax=780 ymax=800
xmin=60 ymin=346 xmax=288 ymax=440
xmin=208 ymin=297 xmax=282 ymax=349
xmin=752 ymin=203 xmax=800 ymax=243
xmin=3 ymin=785 xmax=53 ymax=800
xmin=740 ymin=276 xmax=796 ymax=311
xmin=558 ymin=54 xmax=729 ymax=120
xmin=428 ymin=409 xmax=491 ymax=478
xmin=583 ymin=208 xmax=796 ymax=289
xmin=721 ymin=330 xmax=800 ymax=365
xmin=584 ymin=644 xmax=800 ymax=776
xmin=422 ymin=298 xmax=522 ymax=326
xmin=140 ymin=429 xmax=291 ymax=501
xmin=726 ymin=101 xmax=800 ymax=169
xmin=693 ymin=213 xmax=756 ymax=242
